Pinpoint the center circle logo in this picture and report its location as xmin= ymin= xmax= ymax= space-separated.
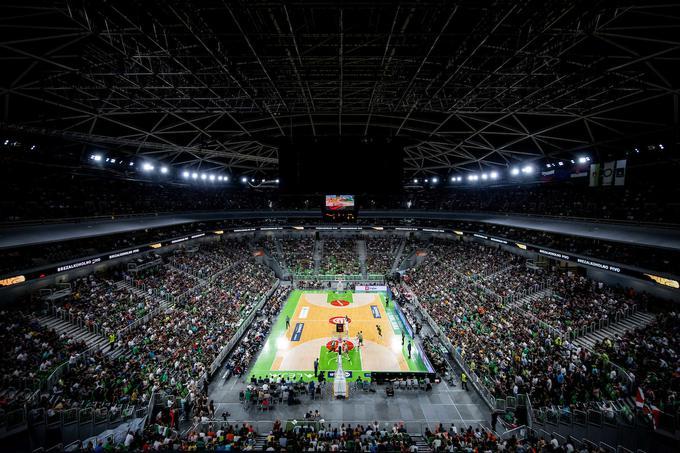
xmin=328 ymin=316 xmax=351 ymax=324
xmin=330 ymin=299 xmax=350 ymax=307
xmin=326 ymin=340 xmax=354 ymax=352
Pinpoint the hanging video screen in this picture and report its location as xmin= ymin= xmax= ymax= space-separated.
xmin=325 ymin=195 xmax=355 ymax=211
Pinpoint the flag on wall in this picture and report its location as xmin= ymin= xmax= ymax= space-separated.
xmin=602 ymin=161 xmax=615 ymax=185
xmin=615 ymin=159 xmax=627 ymax=186
xmin=589 ymin=163 xmax=600 ymax=187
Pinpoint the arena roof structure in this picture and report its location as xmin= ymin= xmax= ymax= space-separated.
xmin=1 ymin=0 xmax=679 ymax=176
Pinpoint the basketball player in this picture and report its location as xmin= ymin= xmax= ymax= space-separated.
xmin=342 ymin=339 xmax=352 ymax=363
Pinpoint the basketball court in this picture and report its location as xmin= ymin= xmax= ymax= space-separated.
xmin=248 ymin=290 xmax=431 ymax=382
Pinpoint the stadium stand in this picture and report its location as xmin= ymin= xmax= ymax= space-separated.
xmin=2 ymin=2 xmax=680 ymax=452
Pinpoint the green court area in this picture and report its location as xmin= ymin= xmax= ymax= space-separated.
xmin=247 ymin=289 xmax=430 ymax=383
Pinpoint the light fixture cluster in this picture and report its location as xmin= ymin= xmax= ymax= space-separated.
xmin=89 ymin=153 xmax=135 ymax=167
xmin=415 ymin=155 xmax=599 ymax=186
xmin=182 ymin=171 xmax=229 ymax=182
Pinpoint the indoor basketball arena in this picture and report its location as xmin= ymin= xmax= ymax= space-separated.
xmin=1 ymin=1 xmax=679 ymax=452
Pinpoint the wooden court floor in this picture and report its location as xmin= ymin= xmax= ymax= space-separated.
xmin=249 ymin=290 xmax=429 ymax=381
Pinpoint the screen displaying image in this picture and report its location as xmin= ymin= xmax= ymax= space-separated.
xmin=325 ymin=195 xmax=355 ymax=210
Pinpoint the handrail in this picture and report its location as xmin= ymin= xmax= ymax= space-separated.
xmin=193 ymin=418 xmax=490 ymax=436
xmin=499 ymin=424 xmax=529 ymax=440
xmin=569 ymin=304 xmax=639 ymax=340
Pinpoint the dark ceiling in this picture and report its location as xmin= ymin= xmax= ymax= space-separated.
xmin=1 ymin=0 xmax=678 ymax=176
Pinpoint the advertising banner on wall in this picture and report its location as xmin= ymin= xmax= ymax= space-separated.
xmin=355 ymin=285 xmax=388 ymax=292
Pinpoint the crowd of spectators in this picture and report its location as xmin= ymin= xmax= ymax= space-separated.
xmin=117 ymin=259 xmax=275 ymax=400
xmin=22 ymin=243 xmax=277 ymax=419
xmin=3 ymin=213 xmax=677 ymax=280
xmin=321 ymin=238 xmax=360 ymax=275
xmin=480 ymin=266 xmax=548 ymax=301
xmin=34 ymin=351 xmax=148 ymax=416
xmin=83 ymin=418 xmax=601 ymax=452
xmin=132 ymin=266 xmax=201 ymax=299
xmin=167 ymin=241 xmax=247 ymax=280
xmin=221 ymin=286 xmax=292 ymax=380
xmin=404 ymin=241 xmax=636 ymax=410
xmin=53 ymin=272 xmax=164 ymax=337
xmin=424 ymin=423 xmax=592 ymax=452
xmin=427 ymin=239 xmax=523 ymax=279
xmin=278 ymin=237 xmax=316 ymax=275
xmin=592 ymin=312 xmax=679 ymax=415
xmin=516 ymin=274 xmax=642 ymax=336
xmin=78 ymin=420 xmax=258 ymax=451
xmin=365 ymin=236 xmax=402 ymax=274
xmin=0 ymin=311 xmax=88 ymax=411
xmin=260 ymin=419 xmax=420 ymax=451
xmin=399 ymin=182 xmax=680 ymax=224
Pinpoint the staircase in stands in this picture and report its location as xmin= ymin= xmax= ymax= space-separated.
xmin=571 ymin=312 xmax=657 ymax=349
xmin=35 ymin=315 xmax=109 ymax=353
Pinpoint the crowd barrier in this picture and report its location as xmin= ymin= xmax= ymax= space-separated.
xmin=501 ymin=281 xmax=552 ymax=305
xmin=194 ymin=418 xmax=484 ymax=437
xmin=568 ymin=305 xmax=640 ymax=340
xmin=532 ymin=399 xmax=679 ymax=439
xmin=47 ymin=304 xmax=106 ymax=338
